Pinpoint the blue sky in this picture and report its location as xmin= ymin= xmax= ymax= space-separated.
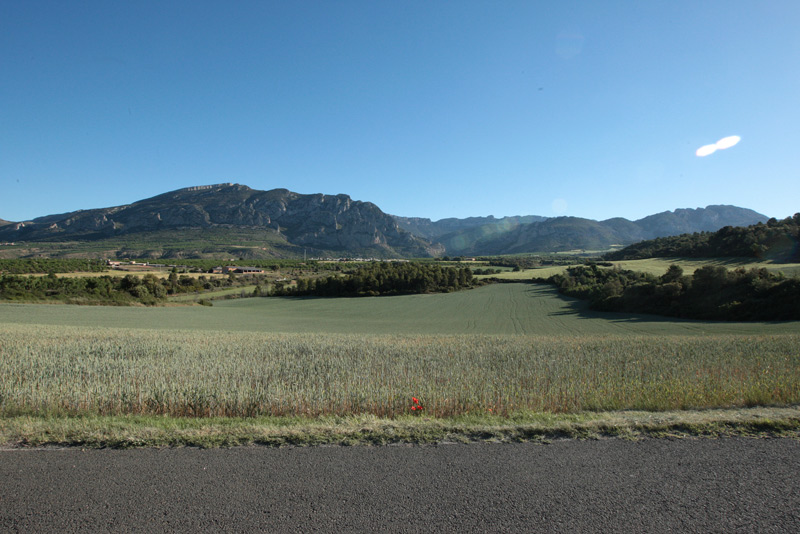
xmin=2 ymin=1 xmax=798 ymax=223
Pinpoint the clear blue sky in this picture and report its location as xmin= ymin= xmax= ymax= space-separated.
xmin=2 ymin=1 xmax=798 ymax=223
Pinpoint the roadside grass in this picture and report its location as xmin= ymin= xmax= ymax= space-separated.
xmin=3 ymin=407 xmax=799 ymax=448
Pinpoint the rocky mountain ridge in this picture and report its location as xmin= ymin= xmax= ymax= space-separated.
xmin=0 ymin=184 xmax=440 ymax=258
xmin=0 ymin=184 xmax=769 ymax=258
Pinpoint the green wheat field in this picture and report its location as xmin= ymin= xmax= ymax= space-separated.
xmin=2 ymin=284 xmax=798 ymax=420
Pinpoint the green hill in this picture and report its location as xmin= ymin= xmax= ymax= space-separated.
xmin=606 ymin=214 xmax=800 ymax=263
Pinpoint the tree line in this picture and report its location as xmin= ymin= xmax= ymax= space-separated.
xmin=0 ymin=272 xmax=247 ymax=305
xmin=0 ymin=258 xmax=107 ymax=274
xmin=538 ymin=263 xmax=799 ymax=321
xmin=606 ymin=214 xmax=800 ymax=262
xmin=273 ymin=262 xmax=476 ymax=297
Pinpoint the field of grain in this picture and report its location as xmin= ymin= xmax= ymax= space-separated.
xmin=2 ymin=283 xmax=798 ymax=420
xmin=0 ymin=284 xmax=797 ymax=336
xmin=2 ymin=323 xmax=797 ymax=418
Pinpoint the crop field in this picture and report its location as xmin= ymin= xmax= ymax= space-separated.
xmin=606 ymin=258 xmax=800 ymax=277
xmin=2 ymin=323 xmax=798 ymax=418
xmin=483 ymin=258 xmax=800 ymax=281
xmin=167 ymin=285 xmax=260 ymax=302
xmin=1 ymin=283 xmax=799 ymax=424
xmin=0 ymin=284 xmax=797 ymax=336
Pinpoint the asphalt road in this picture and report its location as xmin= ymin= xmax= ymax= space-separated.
xmin=2 ymin=438 xmax=798 ymax=533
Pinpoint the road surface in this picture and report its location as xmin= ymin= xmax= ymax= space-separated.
xmin=2 ymin=438 xmax=798 ymax=532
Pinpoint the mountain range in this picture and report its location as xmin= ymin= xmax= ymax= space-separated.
xmin=0 ymin=183 xmax=769 ymax=259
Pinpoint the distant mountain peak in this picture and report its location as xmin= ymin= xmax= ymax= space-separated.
xmin=179 ymin=182 xmax=236 ymax=193
xmin=0 ymin=184 xmax=441 ymax=258
xmin=0 ymin=185 xmax=769 ymax=258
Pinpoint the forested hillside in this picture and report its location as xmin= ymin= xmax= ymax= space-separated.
xmin=606 ymin=214 xmax=800 ymax=262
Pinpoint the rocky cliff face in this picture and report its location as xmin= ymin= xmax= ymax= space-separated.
xmin=0 ymin=184 xmax=442 ymax=257
xmin=0 ymin=185 xmax=768 ymax=257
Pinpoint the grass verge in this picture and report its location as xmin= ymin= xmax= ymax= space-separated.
xmin=3 ymin=406 xmax=799 ymax=449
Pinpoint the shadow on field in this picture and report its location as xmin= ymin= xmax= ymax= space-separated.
xmin=524 ymin=284 xmax=701 ymax=325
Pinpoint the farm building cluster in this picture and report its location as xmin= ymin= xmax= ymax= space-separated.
xmin=106 ymin=260 xmax=264 ymax=275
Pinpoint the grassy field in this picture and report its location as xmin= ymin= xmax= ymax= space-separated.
xmin=167 ymin=285 xmax=260 ymax=302
xmin=6 ymin=407 xmax=800 ymax=448
xmin=606 ymin=257 xmax=800 ymax=277
xmin=482 ymin=258 xmax=800 ymax=281
xmin=2 ymin=283 xmax=799 ymax=447
xmin=0 ymin=283 xmax=797 ymax=336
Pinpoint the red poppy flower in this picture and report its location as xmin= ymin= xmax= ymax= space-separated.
xmin=412 ymin=397 xmax=419 ymax=404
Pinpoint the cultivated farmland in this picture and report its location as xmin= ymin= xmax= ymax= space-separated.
xmin=1 ymin=284 xmax=798 ymax=421
xmin=2 ymin=324 xmax=798 ymax=418
xmin=0 ymin=283 xmax=796 ymax=336
xmin=483 ymin=258 xmax=800 ymax=281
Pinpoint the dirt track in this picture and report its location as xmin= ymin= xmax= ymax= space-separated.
xmin=2 ymin=438 xmax=799 ymax=532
